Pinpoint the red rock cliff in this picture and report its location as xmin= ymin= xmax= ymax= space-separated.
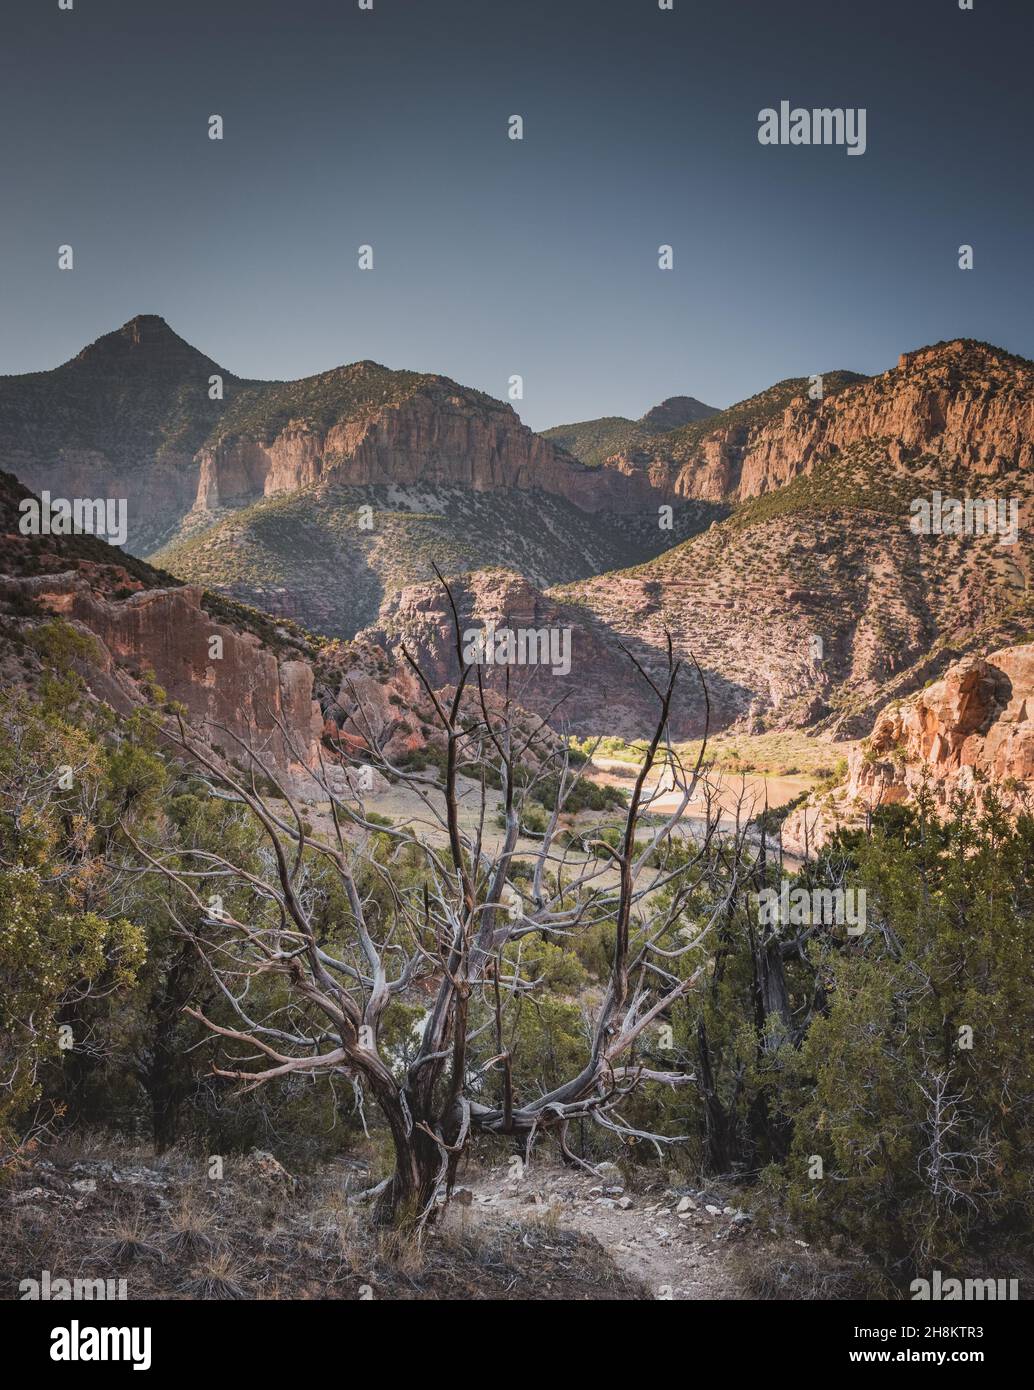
xmin=12 ymin=573 xmax=325 ymax=794
xmin=598 ymin=341 xmax=1034 ymax=504
xmin=193 ymin=388 xmax=655 ymax=517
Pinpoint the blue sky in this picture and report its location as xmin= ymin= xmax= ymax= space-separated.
xmin=1 ymin=0 xmax=1032 ymax=429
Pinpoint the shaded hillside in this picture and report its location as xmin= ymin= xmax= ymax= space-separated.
xmin=155 ymin=482 xmax=726 ymax=638
xmin=552 ymin=436 xmax=1034 ymax=737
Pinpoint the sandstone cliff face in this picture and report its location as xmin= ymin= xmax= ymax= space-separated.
xmin=846 ymin=645 xmax=1034 ymax=809
xmin=193 ymin=387 xmax=645 ymax=517
xmin=598 ymin=342 xmax=1034 ymax=504
xmin=736 ymin=342 xmax=1034 ymax=500
xmin=11 ymin=573 xmax=325 ymax=795
xmin=785 ymin=643 xmax=1034 ymax=853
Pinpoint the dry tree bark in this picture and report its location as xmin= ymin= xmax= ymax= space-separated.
xmin=125 ymin=575 xmax=742 ymax=1229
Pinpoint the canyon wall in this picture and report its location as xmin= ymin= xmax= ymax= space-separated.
xmin=736 ymin=343 xmax=1034 ymax=499
xmin=603 ymin=341 xmax=1034 ymax=505
xmin=193 ymin=386 xmax=655 ymax=518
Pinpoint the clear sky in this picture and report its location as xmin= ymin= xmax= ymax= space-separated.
xmin=1 ymin=0 xmax=1032 ymax=430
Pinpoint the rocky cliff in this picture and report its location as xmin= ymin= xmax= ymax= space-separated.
xmin=4 ymin=570 xmax=325 ymax=796
xmin=191 ymin=369 xmax=644 ymax=517
xmin=784 ymin=642 xmax=1034 ymax=851
xmin=735 ymin=341 xmax=1034 ymax=500
xmin=594 ymin=341 xmax=1034 ymax=505
xmin=846 ymin=644 xmax=1034 ymax=810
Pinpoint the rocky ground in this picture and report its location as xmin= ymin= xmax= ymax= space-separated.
xmin=1 ymin=1143 xmax=876 ymax=1302
xmin=458 ymin=1161 xmax=750 ymax=1300
xmin=0 ymin=1145 xmax=645 ymax=1302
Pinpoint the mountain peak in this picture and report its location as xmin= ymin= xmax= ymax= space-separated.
xmin=640 ymin=395 xmax=718 ymax=431
xmin=67 ymin=314 xmax=226 ymax=376
xmin=895 ymin=337 xmax=1032 ymax=377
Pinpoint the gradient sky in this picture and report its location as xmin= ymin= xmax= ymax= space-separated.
xmin=1 ymin=0 xmax=1032 ymax=430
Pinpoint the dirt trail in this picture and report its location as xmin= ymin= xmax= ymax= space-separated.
xmin=458 ymin=1162 xmax=749 ymax=1300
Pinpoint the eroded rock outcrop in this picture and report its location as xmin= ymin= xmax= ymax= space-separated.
xmin=364 ymin=569 xmax=713 ymax=739
xmin=736 ymin=342 xmax=1034 ymax=500
xmin=846 ymin=645 xmax=1034 ymax=807
xmin=7 ymin=572 xmax=325 ymax=795
xmin=785 ymin=642 xmax=1034 ymax=852
xmin=597 ymin=341 xmax=1034 ymax=504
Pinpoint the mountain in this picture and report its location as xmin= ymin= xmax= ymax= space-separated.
xmin=156 ymin=363 xmax=888 ymax=638
xmin=365 ymin=341 xmax=1034 ymax=740
xmin=1 ymin=315 xmax=713 ymax=568
xmin=6 ymin=322 xmax=1033 ymax=753
xmin=0 ymin=315 xmax=255 ymax=554
xmin=543 ymin=394 xmax=720 ymax=467
xmin=640 ymin=396 xmax=719 ymax=431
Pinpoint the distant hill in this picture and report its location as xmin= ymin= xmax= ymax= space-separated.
xmin=543 ymin=394 xmax=719 ymax=467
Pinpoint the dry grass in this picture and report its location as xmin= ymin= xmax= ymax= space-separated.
xmin=726 ymin=1238 xmax=881 ymax=1301
xmin=0 ymin=1138 xmax=647 ymax=1302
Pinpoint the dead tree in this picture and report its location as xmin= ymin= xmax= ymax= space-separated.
xmin=126 ymin=579 xmax=740 ymax=1229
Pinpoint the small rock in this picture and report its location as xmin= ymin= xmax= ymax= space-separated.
xmin=246 ymin=1149 xmax=297 ymax=1192
xmin=616 ymin=1196 xmax=633 ymax=1211
xmin=705 ymin=1204 xmax=721 ymax=1216
xmin=676 ymin=1196 xmax=696 ymax=1213
xmin=11 ymin=1187 xmax=48 ymax=1205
